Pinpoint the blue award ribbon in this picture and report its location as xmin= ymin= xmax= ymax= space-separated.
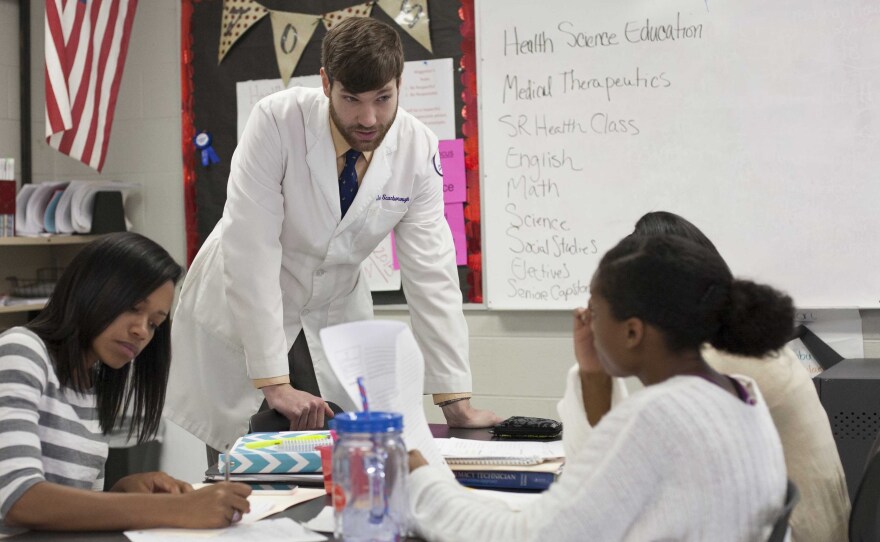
xmin=193 ymin=131 xmax=220 ymax=166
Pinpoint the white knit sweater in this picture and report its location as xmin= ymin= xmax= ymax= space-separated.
xmin=409 ymin=366 xmax=787 ymax=542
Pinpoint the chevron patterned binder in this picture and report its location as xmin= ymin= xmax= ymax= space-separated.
xmin=219 ymin=431 xmax=329 ymax=474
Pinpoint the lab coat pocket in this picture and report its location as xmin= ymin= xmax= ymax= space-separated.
xmin=182 ymin=237 xmax=244 ymax=352
xmin=350 ymin=204 xmax=406 ymax=260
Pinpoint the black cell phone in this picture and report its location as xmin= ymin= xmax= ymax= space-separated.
xmin=491 ymin=416 xmax=562 ymax=439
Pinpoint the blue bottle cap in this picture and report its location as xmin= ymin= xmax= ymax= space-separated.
xmin=329 ymin=411 xmax=404 ymax=433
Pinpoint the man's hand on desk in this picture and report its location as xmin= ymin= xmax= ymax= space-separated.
xmin=441 ymin=398 xmax=503 ymax=428
xmin=262 ymin=383 xmax=334 ymax=430
xmin=110 ymin=471 xmax=192 ymax=494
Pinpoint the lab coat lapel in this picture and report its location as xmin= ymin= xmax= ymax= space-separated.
xmin=305 ymin=98 xmax=343 ymax=219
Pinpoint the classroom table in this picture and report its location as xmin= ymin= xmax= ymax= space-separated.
xmin=14 ymin=424 xmax=532 ymax=541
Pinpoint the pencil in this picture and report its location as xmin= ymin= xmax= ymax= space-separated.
xmin=224 ymin=443 xmax=231 ymax=483
xmin=224 ymin=443 xmax=242 ymax=523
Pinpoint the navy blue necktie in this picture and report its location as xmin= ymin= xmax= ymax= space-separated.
xmin=339 ymin=149 xmax=361 ymax=218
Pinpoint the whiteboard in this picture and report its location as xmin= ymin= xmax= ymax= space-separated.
xmin=477 ymin=0 xmax=880 ymax=309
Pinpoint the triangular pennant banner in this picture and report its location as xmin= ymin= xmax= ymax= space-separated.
xmin=269 ymin=11 xmax=321 ymax=87
xmin=322 ymin=2 xmax=374 ymax=31
xmin=376 ymin=0 xmax=432 ymax=53
xmin=218 ymin=0 xmax=269 ymax=63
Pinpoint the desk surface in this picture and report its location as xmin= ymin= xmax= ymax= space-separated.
xmin=15 ymin=425 xmax=500 ymax=541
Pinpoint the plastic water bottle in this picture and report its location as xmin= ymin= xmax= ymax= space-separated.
xmin=330 ymin=412 xmax=408 ymax=542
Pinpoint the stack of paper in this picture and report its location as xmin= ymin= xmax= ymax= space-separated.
xmin=319 ymin=320 xmax=447 ymax=469
xmin=436 ymin=438 xmax=564 ymax=463
xmin=124 ymin=486 xmax=328 ymax=541
xmin=15 ymin=182 xmax=67 ymax=235
xmin=65 ymin=180 xmax=138 ymax=233
xmin=13 ymin=180 xmax=139 ymax=235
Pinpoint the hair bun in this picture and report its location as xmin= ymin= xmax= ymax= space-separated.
xmin=710 ymin=279 xmax=794 ymax=357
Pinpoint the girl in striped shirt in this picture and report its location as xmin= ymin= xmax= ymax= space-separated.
xmin=0 ymin=232 xmax=251 ymax=535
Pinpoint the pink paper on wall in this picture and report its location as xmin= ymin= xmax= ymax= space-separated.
xmin=439 ymin=139 xmax=466 ymax=204
xmin=444 ymin=202 xmax=467 ymax=266
xmin=391 ymin=230 xmax=400 ymax=270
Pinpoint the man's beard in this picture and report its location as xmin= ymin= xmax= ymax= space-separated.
xmin=329 ymin=99 xmax=397 ymax=152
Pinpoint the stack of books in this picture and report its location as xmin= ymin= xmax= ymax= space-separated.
xmin=437 ymin=438 xmax=565 ymax=491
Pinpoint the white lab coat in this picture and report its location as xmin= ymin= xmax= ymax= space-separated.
xmin=165 ymin=87 xmax=471 ymax=450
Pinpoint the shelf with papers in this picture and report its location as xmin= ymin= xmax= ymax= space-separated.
xmin=0 ymin=234 xmax=101 ymax=246
xmin=0 ymin=235 xmax=104 ymax=330
xmin=0 ymin=301 xmax=47 ymax=314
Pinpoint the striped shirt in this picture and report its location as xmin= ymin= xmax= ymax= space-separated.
xmin=0 ymin=327 xmax=108 ymax=536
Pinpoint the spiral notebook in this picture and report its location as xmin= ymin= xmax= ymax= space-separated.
xmin=445 ymin=456 xmax=544 ymax=466
xmin=219 ymin=431 xmax=330 ymax=474
xmin=435 ymin=438 xmax=565 ymax=466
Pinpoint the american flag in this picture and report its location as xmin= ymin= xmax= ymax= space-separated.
xmin=44 ymin=0 xmax=138 ymax=172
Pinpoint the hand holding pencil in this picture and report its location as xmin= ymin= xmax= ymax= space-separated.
xmin=224 ymin=443 xmax=242 ymax=523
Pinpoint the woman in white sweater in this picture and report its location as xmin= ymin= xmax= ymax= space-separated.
xmin=407 ymin=234 xmax=794 ymax=541
xmin=628 ymin=211 xmax=850 ymax=541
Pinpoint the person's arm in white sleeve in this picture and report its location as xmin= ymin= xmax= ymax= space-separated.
xmin=220 ymin=99 xmax=331 ymax=429
xmin=408 ymin=396 xmax=661 ymax=542
xmin=561 ymin=308 xmax=629 ymax=455
xmin=557 ymin=364 xmax=629 ymax=458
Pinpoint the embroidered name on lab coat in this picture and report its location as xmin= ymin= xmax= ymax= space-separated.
xmin=376 ymin=195 xmax=411 ymax=203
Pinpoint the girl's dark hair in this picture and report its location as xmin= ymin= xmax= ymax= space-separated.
xmin=594 ymin=235 xmax=794 ymax=357
xmin=321 ymin=17 xmax=404 ymax=93
xmin=632 ymin=210 xmax=732 ymax=278
xmin=632 ymin=211 xmax=720 ymax=254
xmin=27 ymin=232 xmax=183 ymax=443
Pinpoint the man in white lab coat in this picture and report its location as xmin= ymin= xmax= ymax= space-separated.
xmin=165 ymin=17 xmax=499 ymax=454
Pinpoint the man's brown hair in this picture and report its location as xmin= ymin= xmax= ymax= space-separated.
xmin=321 ymin=17 xmax=404 ymax=93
